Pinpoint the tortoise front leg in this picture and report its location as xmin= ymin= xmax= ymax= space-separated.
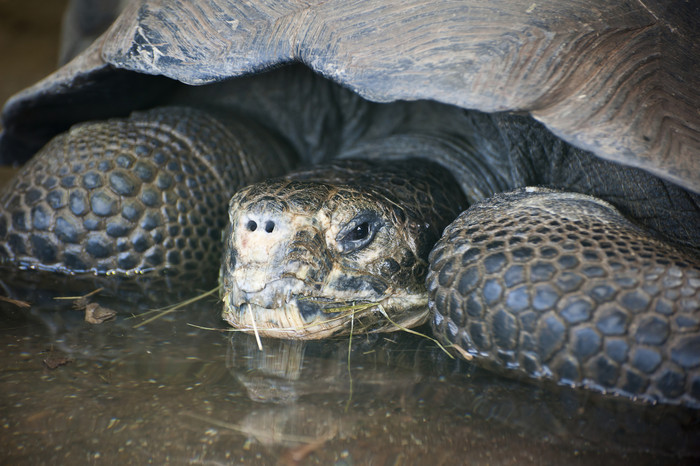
xmin=427 ymin=187 xmax=700 ymax=407
xmin=0 ymin=106 xmax=296 ymax=282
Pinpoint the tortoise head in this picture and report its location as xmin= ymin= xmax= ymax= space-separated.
xmin=219 ymin=159 xmax=466 ymax=339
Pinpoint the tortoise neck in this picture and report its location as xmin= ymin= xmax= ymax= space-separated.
xmin=336 ymin=132 xmax=509 ymax=206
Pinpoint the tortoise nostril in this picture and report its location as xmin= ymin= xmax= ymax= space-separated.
xmin=264 ymin=221 xmax=275 ymax=233
xmin=246 ymin=220 xmax=257 ymax=231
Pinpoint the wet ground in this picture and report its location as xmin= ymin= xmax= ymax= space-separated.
xmin=1 ymin=271 xmax=699 ymax=465
xmin=2 ymin=2 xmax=700 ymax=465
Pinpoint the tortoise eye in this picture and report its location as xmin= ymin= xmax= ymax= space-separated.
xmin=337 ymin=213 xmax=381 ymax=254
xmin=346 ymin=222 xmax=370 ymax=242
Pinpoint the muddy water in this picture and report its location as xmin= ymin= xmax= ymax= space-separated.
xmin=0 ymin=271 xmax=698 ymax=465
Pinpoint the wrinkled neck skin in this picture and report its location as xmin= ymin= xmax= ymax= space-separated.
xmin=220 ymin=157 xmax=467 ymax=339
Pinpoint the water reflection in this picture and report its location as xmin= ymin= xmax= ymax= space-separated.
xmin=0 ymin=273 xmax=699 ymax=464
xmin=225 ymin=334 xmax=700 ymax=461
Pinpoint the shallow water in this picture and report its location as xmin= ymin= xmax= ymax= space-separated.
xmin=1 ymin=270 xmax=699 ymax=465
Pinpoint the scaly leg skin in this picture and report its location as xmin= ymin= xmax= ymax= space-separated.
xmin=428 ymin=187 xmax=700 ymax=408
xmin=0 ymin=106 xmax=296 ymax=282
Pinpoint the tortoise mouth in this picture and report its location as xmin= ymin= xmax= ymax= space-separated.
xmin=221 ymin=290 xmax=430 ymax=340
xmin=221 ymin=267 xmax=421 ymax=338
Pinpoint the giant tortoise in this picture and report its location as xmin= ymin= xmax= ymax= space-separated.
xmin=0 ymin=0 xmax=699 ymax=408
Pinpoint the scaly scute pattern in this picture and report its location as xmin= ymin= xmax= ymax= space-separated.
xmin=0 ymin=106 xmax=295 ymax=280
xmin=428 ymin=187 xmax=700 ymax=407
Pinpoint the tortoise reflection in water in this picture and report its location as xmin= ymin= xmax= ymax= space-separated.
xmin=0 ymin=0 xmax=698 ymax=407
